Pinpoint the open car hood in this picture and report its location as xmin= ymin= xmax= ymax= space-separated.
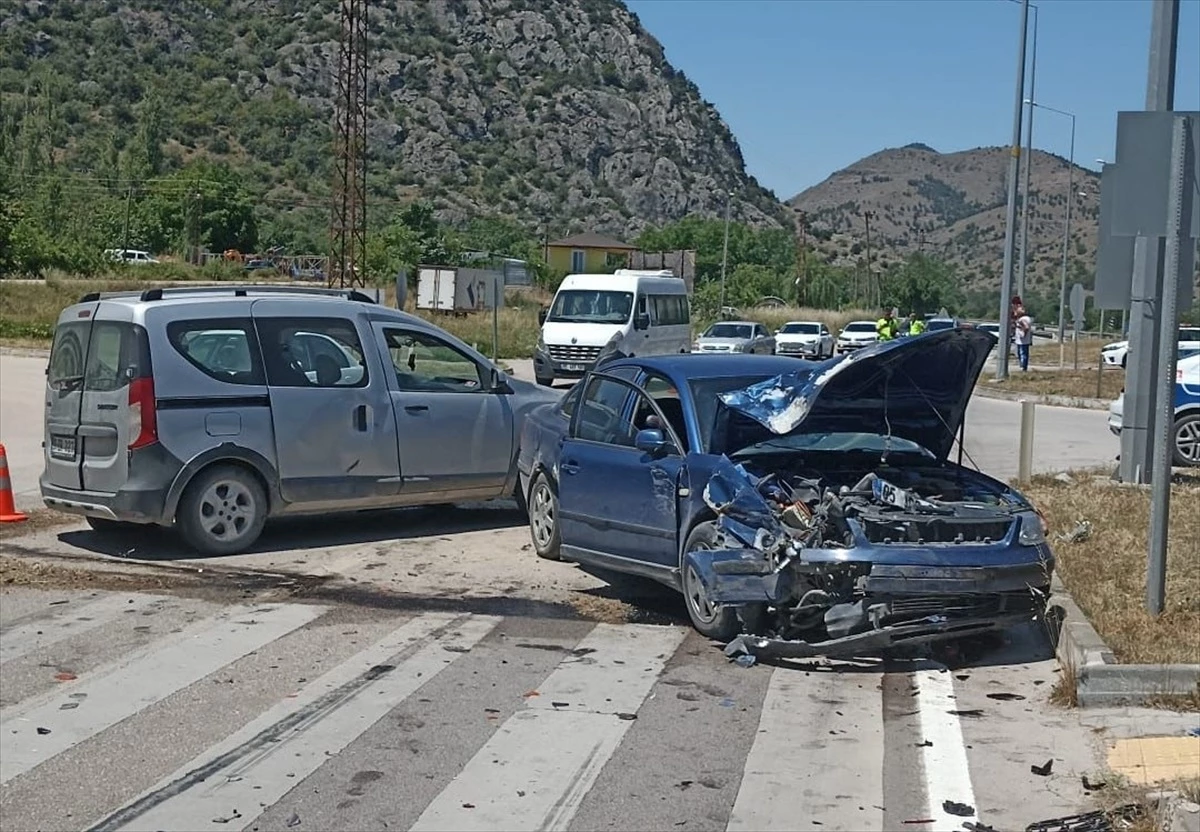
xmin=718 ymin=328 xmax=997 ymax=461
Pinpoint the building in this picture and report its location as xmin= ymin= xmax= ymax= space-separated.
xmin=545 ymin=233 xmax=639 ymax=274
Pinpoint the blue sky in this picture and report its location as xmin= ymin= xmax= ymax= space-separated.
xmin=624 ymin=0 xmax=1200 ymax=199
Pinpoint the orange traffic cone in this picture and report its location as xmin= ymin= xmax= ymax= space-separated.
xmin=0 ymin=443 xmax=28 ymax=523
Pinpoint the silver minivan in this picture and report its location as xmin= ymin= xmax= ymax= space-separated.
xmin=40 ymin=285 xmax=561 ymax=555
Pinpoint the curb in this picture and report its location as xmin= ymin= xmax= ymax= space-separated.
xmin=1049 ymin=574 xmax=1200 ymax=707
xmin=0 ymin=346 xmax=50 ymax=358
xmin=973 ymin=385 xmax=1111 ymax=411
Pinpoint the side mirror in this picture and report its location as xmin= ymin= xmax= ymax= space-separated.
xmin=489 ymin=367 xmax=513 ymax=394
xmin=634 ymin=312 xmax=650 ymax=331
xmin=538 ymin=308 xmax=549 ymax=325
xmin=634 ymin=428 xmax=672 ymax=457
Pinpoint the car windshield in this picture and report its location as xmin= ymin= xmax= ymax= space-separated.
xmin=927 ymin=319 xmax=956 ymax=331
xmin=705 ymin=324 xmax=753 ymax=339
xmin=780 ymin=323 xmax=819 ymax=334
xmin=728 ymin=431 xmax=933 ymax=460
xmin=547 ymin=290 xmax=633 ymax=324
xmin=687 ymin=375 xmax=773 ymax=452
xmin=844 ymin=322 xmax=875 ymax=333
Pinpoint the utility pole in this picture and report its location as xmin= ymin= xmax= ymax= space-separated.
xmin=329 ymin=0 xmax=369 ymax=289
xmin=996 ymin=0 xmax=1031 ymax=381
xmin=862 ymin=210 xmax=876 ymax=308
xmin=121 ymin=183 xmax=134 ymax=256
xmin=796 ymin=210 xmax=808 ymax=306
xmin=1017 ymin=5 xmax=1038 ymax=298
xmin=719 ymin=191 xmax=731 ymax=316
xmin=1057 ymin=112 xmax=1075 ymax=367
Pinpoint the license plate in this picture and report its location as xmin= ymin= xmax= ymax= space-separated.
xmin=563 ymin=364 xmax=584 ymax=372
xmin=872 ymin=477 xmax=913 ymax=510
xmin=50 ymin=434 xmax=77 ymax=461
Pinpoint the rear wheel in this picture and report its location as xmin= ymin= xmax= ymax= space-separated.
xmin=176 ymin=465 xmax=267 ymax=556
xmin=1174 ymin=414 xmax=1200 ymax=467
xmin=528 ymin=471 xmax=561 ymax=560
xmin=681 ymin=522 xmax=765 ymax=640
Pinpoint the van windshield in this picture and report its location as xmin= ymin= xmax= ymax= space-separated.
xmin=547 ymin=290 xmax=633 ymax=324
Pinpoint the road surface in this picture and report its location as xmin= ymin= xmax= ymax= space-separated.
xmin=2 ymin=581 xmax=1189 ymax=832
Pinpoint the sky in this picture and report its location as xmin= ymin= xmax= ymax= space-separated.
xmin=624 ymin=0 xmax=1200 ymax=199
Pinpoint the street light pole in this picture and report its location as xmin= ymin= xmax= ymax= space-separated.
xmin=719 ymin=191 xmax=731 ymax=317
xmin=1017 ymin=4 xmax=1038 ymax=298
xmin=1029 ymin=101 xmax=1077 ymax=367
xmin=996 ymin=0 xmax=1031 ymax=381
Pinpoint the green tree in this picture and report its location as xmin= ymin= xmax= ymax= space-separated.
xmin=881 ymin=254 xmax=962 ymax=316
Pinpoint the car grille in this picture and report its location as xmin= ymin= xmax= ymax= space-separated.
xmin=547 ymin=344 xmax=602 ymax=363
xmin=700 ymin=344 xmax=733 ymax=351
xmin=777 ymin=342 xmax=809 ymax=354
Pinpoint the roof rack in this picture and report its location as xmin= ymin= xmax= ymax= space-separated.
xmin=77 ymin=285 xmax=378 ymax=305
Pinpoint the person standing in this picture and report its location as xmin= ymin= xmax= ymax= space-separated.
xmin=1014 ymin=304 xmax=1034 ymax=371
xmin=909 ymin=312 xmax=926 ymax=336
xmin=876 ymin=307 xmax=899 ymax=341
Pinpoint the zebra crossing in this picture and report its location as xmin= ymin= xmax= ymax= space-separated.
xmin=0 ymin=587 xmax=1100 ymax=832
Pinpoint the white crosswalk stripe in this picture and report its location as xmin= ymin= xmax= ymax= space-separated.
xmin=0 ymin=590 xmax=1092 ymax=832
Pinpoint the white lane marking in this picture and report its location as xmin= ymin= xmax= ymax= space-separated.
xmin=91 ymin=612 xmax=500 ymax=832
xmin=0 ymin=603 xmax=326 ymax=785
xmin=915 ymin=668 xmax=977 ymax=831
xmin=409 ymin=622 xmax=687 ymax=832
xmin=0 ymin=593 xmax=159 ymax=664
xmin=726 ymin=663 xmax=885 ymax=831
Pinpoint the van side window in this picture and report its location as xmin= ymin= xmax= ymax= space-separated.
xmin=256 ymin=317 xmax=368 ymax=388
xmin=382 ymin=327 xmax=483 ymax=392
xmin=167 ymin=318 xmax=265 ymax=385
xmin=649 ymin=294 xmax=689 ymax=326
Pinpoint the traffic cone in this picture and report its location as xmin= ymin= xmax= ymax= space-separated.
xmin=0 ymin=443 xmax=28 ymax=523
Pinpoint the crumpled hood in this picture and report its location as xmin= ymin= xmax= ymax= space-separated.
xmin=718 ymin=328 xmax=997 ymax=460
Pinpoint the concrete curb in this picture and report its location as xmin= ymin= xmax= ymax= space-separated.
xmin=1049 ymin=573 xmax=1200 ymax=707
xmin=973 ymin=385 xmax=1111 ymax=411
xmin=0 ymin=346 xmax=50 ymax=358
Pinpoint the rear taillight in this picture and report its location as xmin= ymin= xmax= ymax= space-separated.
xmin=128 ymin=377 xmax=158 ymax=449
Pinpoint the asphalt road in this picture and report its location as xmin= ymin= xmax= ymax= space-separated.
xmin=3 ymin=582 xmax=1193 ymax=832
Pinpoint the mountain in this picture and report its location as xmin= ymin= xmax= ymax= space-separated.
xmin=0 ymin=0 xmax=788 ymax=254
xmin=787 ymin=144 xmax=1103 ymax=292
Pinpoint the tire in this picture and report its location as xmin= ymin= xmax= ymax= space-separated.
xmin=680 ymin=521 xmax=765 ymax=640
xmin=527 ymin=470 xmax=561 ymax=560
xmin=1174 ymin=413 xmax=1200 ymax=467
xmin=175 ymin=464 xmax=267 ymax=556
xmin=86 ymin=517 xmax=136 ymax=533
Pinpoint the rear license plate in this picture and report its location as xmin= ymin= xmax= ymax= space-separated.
xmin=563 ymin=363 xmax=585 ymax=372
xmin=50 ymin=434 xmax=77 ymax=461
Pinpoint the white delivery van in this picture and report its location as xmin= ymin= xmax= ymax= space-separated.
xmin=533 ymin=270 xmax=690 ymax=386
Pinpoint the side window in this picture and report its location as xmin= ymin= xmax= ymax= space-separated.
xmin=560 ymin=381 xmax=583 ymax=420
xmin=574 ymin=375 xmax=637 ymax=446
xmin=640 ymin=372 xmax=688 ymax=452
xmin=256 ymin=317 xmax=367 ymax=388
xmin=382 ymin=328 xmax=483 ymax=392
xmin=167 ymin=318 xmax=264 ymax=385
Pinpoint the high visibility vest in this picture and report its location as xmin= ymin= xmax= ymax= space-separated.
xmin=876 ymin=318 xmax=896 ymax=340
xmin=910 ymin=319 xmax=926 ymax=335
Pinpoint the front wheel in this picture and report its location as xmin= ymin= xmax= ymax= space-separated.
xmin=528 ymin=471 xmax=562 ymax=560
xmin=1174 ymin=413 xmax=1200 ymax=467
xmin=681 ymin=522 xmax=764 ymax=640
xmin=176 ymin=465 xmax=267 ymax=556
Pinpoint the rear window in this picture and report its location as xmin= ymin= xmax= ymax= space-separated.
xmin=48 ymin=321 xmax=90 ymax=390
xmin=167 ymin=318 xmax=265 ymax=385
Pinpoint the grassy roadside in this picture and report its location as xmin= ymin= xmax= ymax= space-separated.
xmin=981 ymin=367 xmax=1124 ymax=401
xmin=1022 ymin=472 xmax=1200 ymax=665
xmin=1 ymin=277 xmax=874 ymax=360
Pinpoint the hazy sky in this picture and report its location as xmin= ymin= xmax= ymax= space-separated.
xmin=625 ymin=0 xmax=1200 ymax=199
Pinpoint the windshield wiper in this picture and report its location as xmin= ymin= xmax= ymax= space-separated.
xmin=53 ymin=375 xmax=85 ymax=392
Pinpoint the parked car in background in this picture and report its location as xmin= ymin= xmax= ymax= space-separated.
xmin=836 ymin=320 xmax=879 ymax=354
xmin=516 ymin=328 xmax=1053 ymax=658
xmin=40 ymin=285 xmax=561 ymax=556
xmin=925 ymin=317 xmax=959 ymax=333
xmin=1108 ymin=350 xmax=1200 ymax=466
xmin=104 ymin=249 xmax=159 ymax=265
xmin=1102 ymin=327 xmax=1200 ymax=368
xmin=692 ymin=321 xmax=775 ymax=354
xmin=774 ymin=321 xmax=834 ymax=359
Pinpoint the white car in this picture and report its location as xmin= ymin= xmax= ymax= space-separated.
xmin=1102 ymin=327 xmax=1200 ymax=368
xmin=1108 ymin=350 xmax=1200 ymax=467
xmin=836 ymin=320 xmax=879 ymax=354
xmin=775 ymin=321 xmax=834 ymax=359
xmin=104 ymin=248 xmax=159 ymax=265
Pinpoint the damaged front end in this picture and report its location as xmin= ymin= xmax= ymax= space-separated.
xmin=687 ymin=458 xmax=1053 ymax=660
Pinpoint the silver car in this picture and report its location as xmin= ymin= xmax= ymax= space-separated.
xmin=692 ymin=321 xmax=775 ymax=354
xmin=40 ymin=285 xmax=561 ymax=555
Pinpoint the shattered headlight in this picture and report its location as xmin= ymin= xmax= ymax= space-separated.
xmin=1017 ymin=511 xmax=1048 ymax=546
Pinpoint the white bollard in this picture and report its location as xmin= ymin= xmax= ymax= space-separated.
xmin=1018 ymin=399 xmax=1036 ymax=485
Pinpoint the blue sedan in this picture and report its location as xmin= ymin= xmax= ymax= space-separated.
xmin=516 ymin=329 xmax=1056 ymax=659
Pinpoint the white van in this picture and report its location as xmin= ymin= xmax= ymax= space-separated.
xmin=533 ymin=270 xmax=691 ymax=386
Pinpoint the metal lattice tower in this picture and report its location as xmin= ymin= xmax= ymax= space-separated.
xmin=329 ymin=0 xmax=368 ymax=289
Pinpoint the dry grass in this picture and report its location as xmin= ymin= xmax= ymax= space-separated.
xmin=1022 ymin=473 xmax=1200 ymax=664
xmin=1029 ymin=337 xmax=1107 ymax=368
xmin=984 ymin=367 xmax=1125 ymax=401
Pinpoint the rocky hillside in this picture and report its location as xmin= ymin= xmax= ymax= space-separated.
xmin=0 ymin=0 xmax=787 ymax=249
xmin=788 ymin=144 xmax=1102 ymax=292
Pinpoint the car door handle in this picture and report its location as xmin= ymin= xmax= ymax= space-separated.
xmin=560 ymin=460 xmax=580 ymax=475
xmin=354 ymin=404 xmax=368 ymax=431
xmin=97 ymin=403 xmax=118 ymax=411
xmin=404 ymin=404 xmax=429 ymax=414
